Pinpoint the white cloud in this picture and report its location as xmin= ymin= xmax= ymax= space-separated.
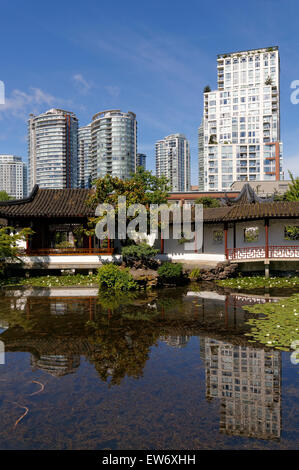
xmin=73 ymin=74 xmax=92 ymax=94
xmin=0 ymin=87 xmax=61 ymax=119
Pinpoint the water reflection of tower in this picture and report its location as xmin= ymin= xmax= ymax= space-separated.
xmin=31 ymin=354 xmax=80 ymax=377
xmin=160 ymin=335 xmax=190 ymax=348
xmin=201 ymin=338 xmax=281 ymax=440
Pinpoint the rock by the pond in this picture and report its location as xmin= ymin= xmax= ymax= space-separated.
xmin=189 ymin=262 xmax=238 ymax=281
xmin=130 ymin=268 xmax=159 ymax=288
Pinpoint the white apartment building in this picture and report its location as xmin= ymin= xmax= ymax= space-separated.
xmin=28 ymin=108 xmax=78 ymax=191
xmin=0 ymin=155 xmax=27 ymax=199
xmin=199 ymin=46 xmax=283 ymax=191
xmin=156 ymin=133 xmax=190 ymax=192
xmin=78 ymin=124 xmax=92 ymax=188
xmin=91 ymin=110 xmax=137 ymax=180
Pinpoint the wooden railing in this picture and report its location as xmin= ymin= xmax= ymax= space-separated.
xmin=26 ymin=247 xmax=114 ymax=256
xmin=269 ymin=245 xmax=299 ymax=259
xmin=227 ymin=245 xmax=299 ymax=261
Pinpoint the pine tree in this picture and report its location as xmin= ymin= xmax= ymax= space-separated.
xmin=285 ymin=171 xmax=299 ymax=201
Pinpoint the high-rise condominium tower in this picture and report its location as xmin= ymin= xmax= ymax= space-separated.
xmin=199 ymin=46 xmax=282 ymax=191
xmin=156 ymin=133 xmax=190 ymax=192
xmin=0 ymin=155 xmax=27 ymax=199
xmin=136 ymin=153 xmax=147 ymax=169
xmin=78 ymin=124 xmax=92 ymax=188
xmin=91 ymin=110 xmax=137 ymax=180
xmin=28 ymin=108 xmax=78 ymax=191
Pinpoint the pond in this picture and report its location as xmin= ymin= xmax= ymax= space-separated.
xmin=0 ymin=284 xmax=298 ymax=450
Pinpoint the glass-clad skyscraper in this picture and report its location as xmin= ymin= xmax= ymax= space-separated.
xmin=136 ymin=153 xmax=147 ymax=169
xmin=91 ymin=110 xmax=137 ymax=180
xmin=28 ymin=108 xmax=78 ymax=191
xmin=78 ymin=124 xmax=92 ymax=188
xmin=156 ymin=133 xmax=190 ymax=192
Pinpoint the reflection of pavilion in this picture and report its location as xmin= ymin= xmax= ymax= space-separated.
xmin=201 ymin=338 xmax=281 ymax=440
xmin=31 ymin=354 xmax=80 ymax=377
xmin=160 ymin=335 xmax=190 ymax=348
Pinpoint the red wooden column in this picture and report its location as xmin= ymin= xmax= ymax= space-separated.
xmin=88 ymin=235 xmax=92 ymax=254
xmin=224 ymin=222 xmax=228 ymax=259
xmin=265 ymin=218 xmax=269 ymax=259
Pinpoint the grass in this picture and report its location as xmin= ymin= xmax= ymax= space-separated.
xmin=216 ymin=275 xmax=299 ymax=290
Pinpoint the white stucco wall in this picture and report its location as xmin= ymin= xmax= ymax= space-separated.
xmin=164 ymin=219 xmax=299 ymax=257
xmin=269 ymin=219 xmax=299 ymax=245
xmin=19 ymin=255 xmax=122 ymax=269
xmin=234 ymin=219 xmax=299 ymax=248
xmin=235 ymin=220 xmax=265 ymax=248
xmin=203 ymin=224 xmax=234 ymax=254
xmin=14 ymin=229 xmax=27 ymax=249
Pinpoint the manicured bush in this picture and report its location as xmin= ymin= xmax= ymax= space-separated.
xmin=121 ymin=243 xmax=159 ymax=269
xmin=96 ymin=263 xmax=137 ymax=291
xmin=157 ymin=262 xmax=183 ymax=283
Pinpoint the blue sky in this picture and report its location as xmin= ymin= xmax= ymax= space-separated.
xmin=0 ymin=0 xmax=299 ymax=183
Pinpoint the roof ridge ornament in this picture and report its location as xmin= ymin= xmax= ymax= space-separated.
xmin=222 ymin=183 xmax=274 ymax=206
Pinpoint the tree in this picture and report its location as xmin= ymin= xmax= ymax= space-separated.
xmin=0 ymin=226 xmax=33 ymax=274
xmin=85 ymin=168 xmax=170 ymax=236
xmin=195 ymin=196 xmax=221 ymax=208
xmin=204 ymin=85 xmax=211 ymax=93
xmin=284 ymin=171 xmax=299 ymax=201
xmin=89 ymin=167 xmax=169 ymax=208
xmin=0 ymin=191 xmax=11 ymax=201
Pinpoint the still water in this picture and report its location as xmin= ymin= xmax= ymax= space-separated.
xmin=0 ymin=285 xmax=298 ymax=450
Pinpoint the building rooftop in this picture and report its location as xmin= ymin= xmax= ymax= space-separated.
xmin=0 ymin=185 xmax=94 ymax=218
xmin=217 ymin=46 xmax=278 ymax=58
xmin=0 ymin=184 xmax=298 ymax=222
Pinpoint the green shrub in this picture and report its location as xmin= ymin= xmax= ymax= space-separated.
xmin=121 ymin=243 xmax=158 ymax=268
xmin=55 ymin=240 xmax=74 ymax=249
xmin=96 ymin=264 xmax=137 ymax=291
xmin=189 ymin=268 xmax=201 ymax=281
xmin=195 ymin=196 xmax=221 ymax=208
xmin=157 ymin=262 xmax=183 ymax=281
